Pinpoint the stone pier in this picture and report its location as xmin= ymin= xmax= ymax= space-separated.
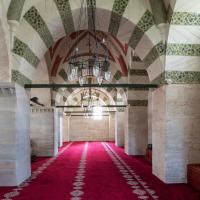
xmin=30 ymin=108 xmax=58 ymax=157
xmin=152 ymin=84 xmax=200 ymax=183
xmin=115 ymin=110 xmax=125 ymax=147
xmin=0 ymin=83 xmax=31 ymax=186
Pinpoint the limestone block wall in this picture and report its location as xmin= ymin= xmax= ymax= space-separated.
xmin=126 ymin=61 xmax=149 ymax=155
xmin=0 ymin=84 xmax=31 ymax=186
xmin=125 ymin=106 xmax=148 ymax=155
xmin=68 ymin=116 xmax=110 ymax=141
xmin=30 ymin=108 xmax=58 ymax=157
xmin=109 ymin=113 xmax=116 ymax=141
xmin=148 ymin=89 xmax=153 ymax=144
xmin=54 ymin=109 xmax=62 ymax=148
xmin=115 ymin=111 xmax=125 ymax=147
xmin=62 ymin=115 xmax=70 ymax=142
xmin=152 ymin=87 xmax=166 ymax=182
xmin=152 ymin=84 xmax=200 ymax=183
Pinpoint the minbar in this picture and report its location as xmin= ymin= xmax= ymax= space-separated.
xmin=187 ymin=164 xmax=200 ymax=192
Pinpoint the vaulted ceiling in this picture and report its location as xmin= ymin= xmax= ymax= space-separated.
xmin=0 ymin=0 xmax=200 ymax=107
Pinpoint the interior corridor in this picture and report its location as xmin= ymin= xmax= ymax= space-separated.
xmin=0 ymin=142 xmax=199 ymax=200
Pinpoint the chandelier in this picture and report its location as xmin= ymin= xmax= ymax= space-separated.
xmin=67 ymin=1 xmax=112 ymax=86
xmin=80 ymin=89 xmax=103 ymax=120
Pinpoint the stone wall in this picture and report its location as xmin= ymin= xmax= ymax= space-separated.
xmin=148 ymin=89 xmax=153 ymax=144
xmin=109 ymin=113 xmax=116 ymax=141
xmin=62 ymin=115 xmax=70 ymax=142
xmin=115 ymin=111 xmax=125 ymax=147
xmin=125 ymin=106 xmax=148 ymax=155
xmin=30 ymin=108 xmax=58 ymax=157
xmin=152 ymin=84 xmax=200 ymax=183
xmin=68 ymin=115 xmax=110 ymax=141
xmin=0 ymin=84 xmax=31 ymax=186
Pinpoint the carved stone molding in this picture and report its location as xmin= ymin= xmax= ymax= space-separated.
xmin=31 ymin=108 xmax=54 ymax=113
xmin=0 ymin=86 xmax=16 ymax=96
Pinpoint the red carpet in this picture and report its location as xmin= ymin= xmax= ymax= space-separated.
xmin=0 ymin=142 xmax=199 ymax=200
xmin=107 ymin=143 xmax=200 ymax=200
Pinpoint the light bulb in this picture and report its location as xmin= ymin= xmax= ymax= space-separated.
xmin=97 ymin=76 xmax=103 ymax=85
xmin=93 ymin=106 xmax=102 ymax=115
xmin=93 ymin=66 xmax=100 ymax=77
xmin=71 ymin=67 xmax=78 ymax=76
xmin=105 ymin=71 xmax=111 ymax=81
xmin=79 ymin=76 xmax=84 ymax=86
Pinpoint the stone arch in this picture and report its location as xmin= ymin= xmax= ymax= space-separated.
xmin=0 ymin=3 xmax=10 ymax=82
xmin=164 ymin=0 xmax=200 ymax=84
xmin=30 ymin=56 xmax=51 ymax=106
xmin=9 ymin=0 xmax=164 ymax=85
xmin=52 ymin=86 xmax=123 ymax=107
xmin=46 ymin=30 xmax=130 ymax=85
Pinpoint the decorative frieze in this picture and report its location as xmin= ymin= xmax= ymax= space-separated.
xmin=171 ymin=12 xmax=200 ymax=26
xmin=0 ymin=86 xmax=16 ymax=96
xmin=144 ymin=41 xmax=166 ymax=69
xmin=54 ymin=0 xmax=75 ymax=34
xmin=151 ymin=71 xmax=200 ymax=84
xmin=167 ymin=43 xmax=200 ymax=56
xmin=12 ymin=37 xmax=40 ymax=68
xmin=31 ymin=108 xmax=54 ymax=113
xmin=108 ymin=0 xmax=130 ymax=36
xmin=24 ymin=6 xmax=54 ymax=48
xmin=12 ymin=69 xmax=32 ymax=86
xmin=128 ymin=10 xmax=154 ymax=49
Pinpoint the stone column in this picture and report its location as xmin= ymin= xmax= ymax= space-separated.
xmin=59 ymin=115 xmax=63 ymax=147
xmin=109 ymin=112 xmax=115 ymax=141
xmin=30 ymin=108 xmax=58 ymax=157
xmin=0 ymin=83 xmax=31 ymax=186
xmin=152 ymin=84 xmax=200 ymax=183
xmin=115 ymin=110 xmax=125 ymax=147
xmin=63 ymin=115 xmax=70 ymax=142
xmin=125 ymin=104 xmax=148 ymax=155
xmin=54 ymin=109 xmax=63 ymax=148
xmin=148 ymin=89 xmax=153 ymax=144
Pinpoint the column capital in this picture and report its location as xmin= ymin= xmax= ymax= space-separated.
xmin=0 ymin=83 xmax=16 ymax=96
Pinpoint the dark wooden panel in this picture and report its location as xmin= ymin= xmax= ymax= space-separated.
xmin=188 ymin=164 xmax=200 ymax=192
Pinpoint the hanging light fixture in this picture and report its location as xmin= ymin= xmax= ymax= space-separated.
xmin=67 ymin=0 xmax=112 ymax=85
xmin=80 ymin=88 xmax=103 ymax=119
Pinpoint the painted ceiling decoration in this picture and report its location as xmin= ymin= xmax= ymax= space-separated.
xmin=46 ymin=30 xmax=129 ymax=86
